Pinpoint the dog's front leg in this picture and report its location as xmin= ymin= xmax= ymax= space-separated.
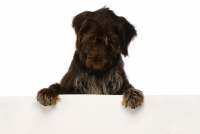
xmin=122 ymin=87 xmax=144 ymax=109
xmin=36 ymin=51 xmax=81 ymax=106
xmin=121 ymin=78 xmax=144 ymax=109
xmin=37 ymin=83 xmax=63 ymax=106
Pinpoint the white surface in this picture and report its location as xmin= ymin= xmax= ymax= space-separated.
xmin=0 ymin=95 xmax=200 ymax=134
xmin=0 ymin=0 xmax=200 ymax=96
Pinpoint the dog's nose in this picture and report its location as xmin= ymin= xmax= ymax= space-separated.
xmin=92 ymin=64 xmax=104 ymax=70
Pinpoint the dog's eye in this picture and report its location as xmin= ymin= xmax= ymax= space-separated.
xmin=88 ymin=53 xmax=93 ymax=57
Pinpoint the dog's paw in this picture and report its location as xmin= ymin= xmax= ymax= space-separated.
xmin=122 ymin=88 xmax=144 ymax=109
xmin=36 ymin=87 xmax=60 ymax=106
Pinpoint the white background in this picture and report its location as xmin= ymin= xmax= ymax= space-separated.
xmin=0 ymin=0 xmax=200 ymax=96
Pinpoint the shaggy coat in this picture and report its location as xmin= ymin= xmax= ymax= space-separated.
xmin=37 ymin=7 xmax=144 ymax=109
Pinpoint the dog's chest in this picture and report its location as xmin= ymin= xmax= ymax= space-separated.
xmin=74 ymin=69 xmax=123 ymax=94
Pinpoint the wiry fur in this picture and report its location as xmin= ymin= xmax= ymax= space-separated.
xmin=37 ymin=7 xmax=144 ymax=109
xmin=74 ymin=66 xmax=123 ymax=94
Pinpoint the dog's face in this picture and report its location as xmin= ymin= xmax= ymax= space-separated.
xmin=72 ymin=7 xmax=137 ymax=71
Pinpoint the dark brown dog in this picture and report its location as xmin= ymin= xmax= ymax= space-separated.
xmin=37 ymin=7 xmax=144 ymax=109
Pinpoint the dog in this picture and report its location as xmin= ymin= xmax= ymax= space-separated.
xmin=37 ymin=7 xmax=144 ymax=109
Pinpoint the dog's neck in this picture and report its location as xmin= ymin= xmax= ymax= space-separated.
xmin=73 ymin=64 xmax=123 ymax=94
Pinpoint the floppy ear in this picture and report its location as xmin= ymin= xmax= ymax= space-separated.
xmin=72 ymin=11 xmax=93 ymax=60
xmin=72 ymin=11 xmax=91 ymax=35
xmin=117 ymin=17 xmax=137 ymax=56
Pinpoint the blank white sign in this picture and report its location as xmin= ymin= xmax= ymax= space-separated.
xmin=0 ymin=95 xmax=200 ymax=134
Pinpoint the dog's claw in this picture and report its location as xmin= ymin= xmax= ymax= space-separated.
xmin=131 ymin=106 xmax=135 ymax=109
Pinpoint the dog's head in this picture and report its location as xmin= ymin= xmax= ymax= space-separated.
xmin=72 ymin=7 xmax=137 ymax=71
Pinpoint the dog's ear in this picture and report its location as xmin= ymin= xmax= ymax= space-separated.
xmin=72 ymin=11 xmax=92 ymax=35
xmin=117 ymin=17 xmax=137 ymax=56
